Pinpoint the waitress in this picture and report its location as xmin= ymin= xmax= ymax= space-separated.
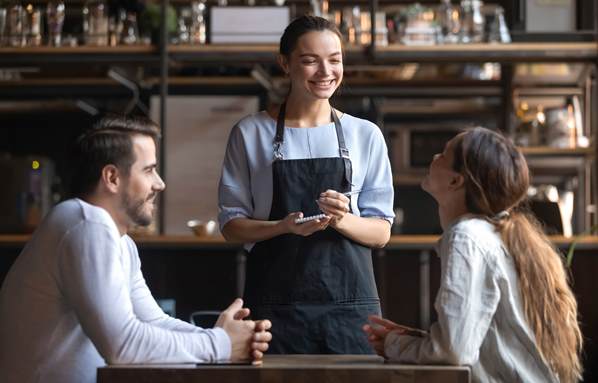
xmin=218 ymin=15 xmax=394 ymax=354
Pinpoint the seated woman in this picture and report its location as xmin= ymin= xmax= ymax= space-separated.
xmin=364 ymin=127 xmax=582 ymax=383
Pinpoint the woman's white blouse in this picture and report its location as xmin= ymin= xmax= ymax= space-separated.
xmin=384 ymin=216 xmax=558 ymax=383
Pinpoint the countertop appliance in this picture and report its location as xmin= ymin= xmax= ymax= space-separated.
xmin=0 ymin=155 xmax=54 ymax=233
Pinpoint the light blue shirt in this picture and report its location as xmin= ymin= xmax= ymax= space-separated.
xmin=385 ymin=216 xmax=558 ymax=383
xmin=218 ymin=111 xmax=395 ymax=250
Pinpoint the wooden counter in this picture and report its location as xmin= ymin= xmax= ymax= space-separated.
xmin=97 ymin=354 xmax=471 ymax=383
xmin=2 ymin=234 xmax=597 ymax=251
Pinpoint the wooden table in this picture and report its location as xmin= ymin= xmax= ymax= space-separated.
xmin=97 ymin=354 xmax=470 ymax=383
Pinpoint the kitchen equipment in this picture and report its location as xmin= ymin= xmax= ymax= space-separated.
xmin=0 ymin=155 xmax=55 ymax=233
xmin=210 ymin=6 xmax=289 ymax=43
xmin=389 ymin=121 xmax=465 ymax=172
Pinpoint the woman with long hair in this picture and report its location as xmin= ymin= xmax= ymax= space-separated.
xmin=364 ymin=127 xmax=582 ymax=382
xmin=218 ymin=15 xmax=394 ymax=354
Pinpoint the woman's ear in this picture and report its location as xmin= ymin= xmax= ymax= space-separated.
xmin=100 ymin=164 xmax=121 ymax=194
xmin=277 ymin=54 xmax=289 ymax=75
xmin=449 ymin=173 xmax=465 ymax=190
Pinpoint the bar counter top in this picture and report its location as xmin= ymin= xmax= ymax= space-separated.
xmin=1 ymin=234 xmax=597 ymax=251
xmin=97 ymin=354 xmax=471 ymax=383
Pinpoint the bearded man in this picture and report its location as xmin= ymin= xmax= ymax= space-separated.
xmin=0 ymin=116 xmax=271 ymax=383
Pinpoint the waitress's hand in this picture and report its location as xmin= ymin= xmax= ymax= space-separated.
xmin=282 ymin=212 xmax=331 ymax=236
xmin=316 ymin=189 xmax=351 ymax=227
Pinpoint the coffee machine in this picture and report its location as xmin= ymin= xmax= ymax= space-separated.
xmin=0 ymin=155 xmax=55 ymax=233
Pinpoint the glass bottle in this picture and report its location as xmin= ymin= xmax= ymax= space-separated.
xmin=8 ymin=2 xmax=24 ymax=47
xmin=46 ymin=1 xmax=65 ymax=46
xmin=460 ymin=0 xmax=484 ymax=43
xmin=120 ymin=12 xmax=139 ymax=45
xmin=189 ymin=1 xmax=206 ymax=44
xmin=438 ymin=0 xmax=460 ymax=44
xmin=25 ymin=4 xmax=41 ymax=46
xmin=85 ymin=1 xmax=108 ymax=46
xmin=488 ymin=6 xmax=511 ymax=43
xmin=0 ymin=7 xmax=6 ymax=46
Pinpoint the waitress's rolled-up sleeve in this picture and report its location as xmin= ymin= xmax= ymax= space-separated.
xmin=357 ymin=127 xmax=394 ymax=225
xmin=218 ymin=124 xmax=254 ymax=231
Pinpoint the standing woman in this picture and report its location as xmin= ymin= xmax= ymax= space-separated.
xmin=218 ymin=15 xmax=394 ymax=354
xmin=364 ymin=127 xmax=582 ymax=382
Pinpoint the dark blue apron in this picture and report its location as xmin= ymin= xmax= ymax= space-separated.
xmin=244 ymin=104 xmax=381 ymax=354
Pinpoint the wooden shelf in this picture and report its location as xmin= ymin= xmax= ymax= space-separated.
xmin=519 ymin=146 xmax=594 ymax=156
xmin=374 ymin=42 xmax=598 ymax=63
xmin=169 ymin=44 xmax=369 ymax=64
xmin=0 ymin=45 xmax=159 ymax=64
xmin=168 ymin=42 xmax=598 ymax=64
xmin=0 ymin=42 xmax=595 ymax=66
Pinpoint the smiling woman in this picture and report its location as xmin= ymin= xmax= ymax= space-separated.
xmin=217 ymin=15 xmax=395 ymax=354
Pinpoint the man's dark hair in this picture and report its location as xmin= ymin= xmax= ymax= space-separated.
xmin=69 ymin=115 xmax=161 ymax=198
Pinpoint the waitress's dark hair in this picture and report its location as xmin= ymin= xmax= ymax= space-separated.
xmin=452 ymin=127 xmax=582 ymax=383
xmin=279 ymin=15 xmax=343 ymax=56
xmin=69 ymin=115 xmax=160 ymax=198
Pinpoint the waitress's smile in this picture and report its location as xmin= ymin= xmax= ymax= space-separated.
xmin=309 ymin=79 xmax=337 ymax=90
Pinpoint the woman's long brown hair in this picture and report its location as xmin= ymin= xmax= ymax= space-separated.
xmin=452 ymin=127 xmax=583 ymax=383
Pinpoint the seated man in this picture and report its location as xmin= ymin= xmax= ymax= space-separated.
xmin=0 ymin=115 xmax=271 ymax=383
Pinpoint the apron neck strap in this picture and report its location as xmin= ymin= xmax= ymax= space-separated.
xmin=274 ymin=102 xmax=350 ymax=161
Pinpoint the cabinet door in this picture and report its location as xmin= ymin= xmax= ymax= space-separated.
xmin=151 ymin=96 xmax=259 ymax=235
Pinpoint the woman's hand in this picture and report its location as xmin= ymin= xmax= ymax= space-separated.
xmin=363 ymin=315 xmax=428 ymax=357
xmin=316 ymin=189 xmax=351 ymax=227
xmin=281 ymin=212 xmax=331 ymax=237
xmin=363 ymin=316 xmax=394 ymax=357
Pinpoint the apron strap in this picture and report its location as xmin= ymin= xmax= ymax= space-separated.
xmin=274 ymin=103 xmax=287 ymax=160
xmin=330 ymin=108 xmax=349 ymax=159
xmin=274 ymin=103 xmax=351 ymax=161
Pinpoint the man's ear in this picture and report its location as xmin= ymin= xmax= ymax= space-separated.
xmin=449 ymin=173 xmax=465 ymax=190
xmin=100 ymin=164 xmax=121 ymax=194
xmin=277 ymin=54 xmax=289 ymax=75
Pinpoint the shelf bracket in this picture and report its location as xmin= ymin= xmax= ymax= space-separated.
xmin=250 ymin=64 xmax=286 ymax=104
xmin=107 ymin=68 xmax=149 ymax=115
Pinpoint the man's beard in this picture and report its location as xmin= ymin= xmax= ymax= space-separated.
xmin=122 ymin=191 xmax=155 ymax=227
